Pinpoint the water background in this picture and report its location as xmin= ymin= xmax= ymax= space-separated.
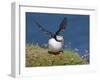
xmin=26 ymin=12 xmax=89 ymax=56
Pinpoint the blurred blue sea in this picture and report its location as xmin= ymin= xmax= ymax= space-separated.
xmin=26 ymin=12 xmax=89 ymax=56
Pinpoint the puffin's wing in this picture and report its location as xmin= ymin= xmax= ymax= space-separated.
xmin=55 ymin=17 xmax=67 ymax=35
xmin=35 ymin=21 xmax=54 ymax=37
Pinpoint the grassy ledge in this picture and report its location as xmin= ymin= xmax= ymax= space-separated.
xmin=26 ymin=44 xmax=87 ymax=67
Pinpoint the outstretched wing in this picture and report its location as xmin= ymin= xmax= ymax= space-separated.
xmin=34 ymin=21 xmax=54 ymax=37
xmin=55 ymin=17 xmax=67 ymax=35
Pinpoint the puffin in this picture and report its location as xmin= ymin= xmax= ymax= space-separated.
xmin=34 ymin=17 xmax=67 ymax=53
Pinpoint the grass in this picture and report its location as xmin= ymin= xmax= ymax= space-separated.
xmin=26 ymin=44 xmax=87 ymax=67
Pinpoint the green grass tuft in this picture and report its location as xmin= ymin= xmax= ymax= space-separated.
xmin=26 ymin=44 xmax=87 ymax=67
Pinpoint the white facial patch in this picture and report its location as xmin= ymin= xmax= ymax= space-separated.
xmin=56 ymin=35 xmax=63 ymax=41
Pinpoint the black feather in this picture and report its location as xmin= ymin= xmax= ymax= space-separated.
xmin=55 ymin=17 xmax=67 ymax=35
xmin=34 ymin=21 xmax=54 ymax=37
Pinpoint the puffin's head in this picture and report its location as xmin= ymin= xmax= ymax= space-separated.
xmin=56 ymin=35 xmax=64 ymax=42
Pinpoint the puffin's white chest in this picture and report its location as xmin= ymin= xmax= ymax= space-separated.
xmin=48 ymin=38 xmax=63 ymax=52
